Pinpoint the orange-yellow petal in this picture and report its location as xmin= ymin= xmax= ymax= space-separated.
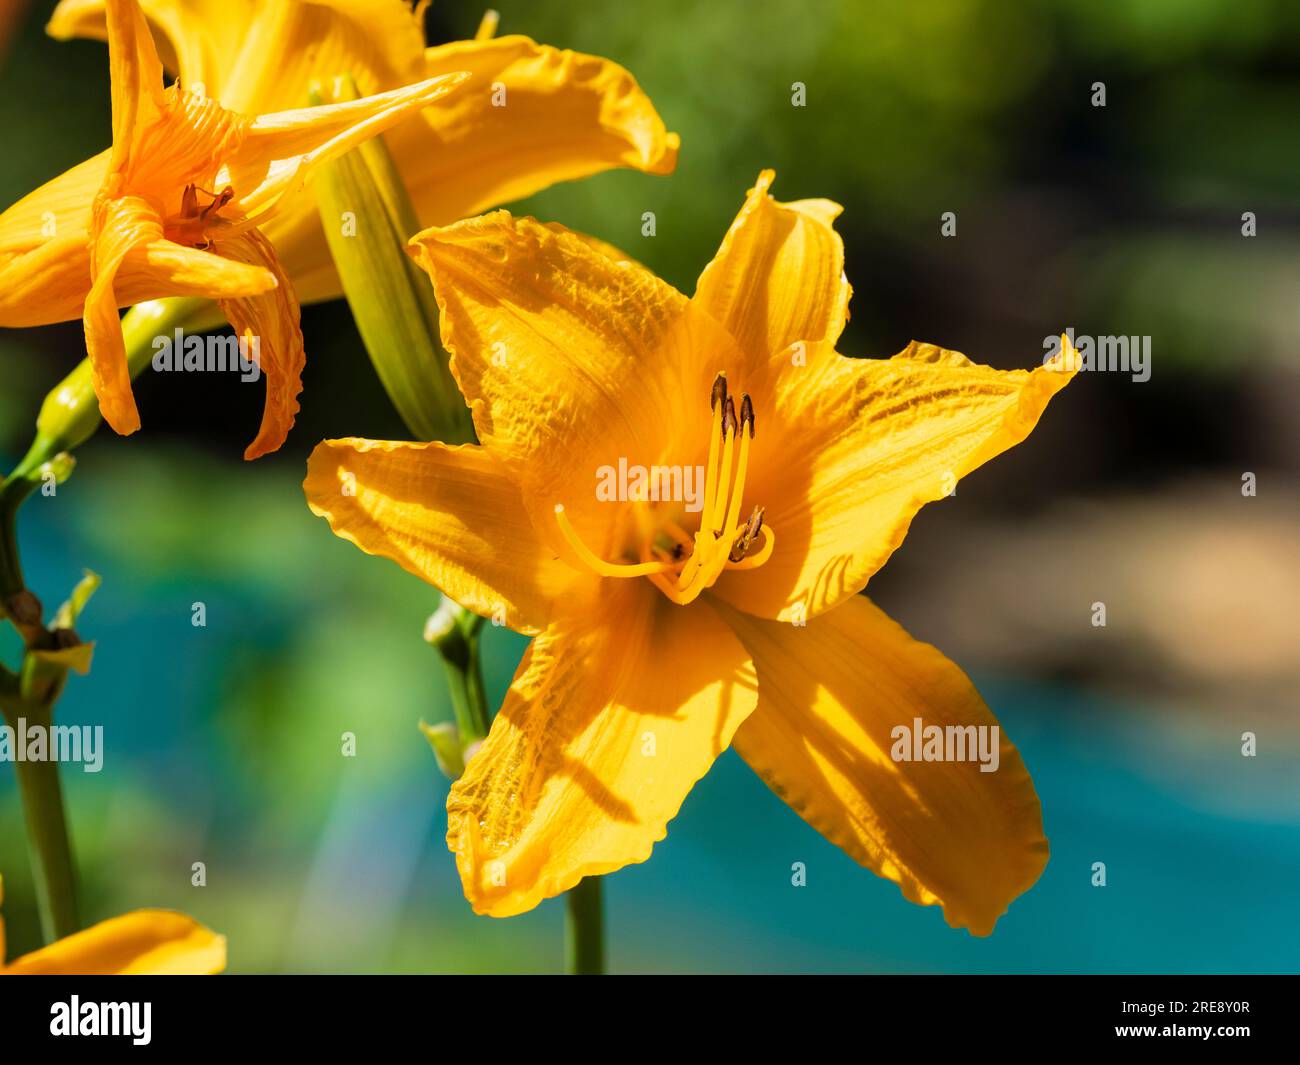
xmin=395 ymin=34 xmax=679 ymax=230
xmin=83 ymin=191 xmax=281 ymax=440
xmin=0 ymin=153 xmax=107 ymax=325
xmin=712 ymin=341 xmax=1075 ymax=621
xmin=212 ymin=228 xmax=302 ymax=460
xmin=49 ymin=0 xmax=254 ymax=99
xmin=207 ymin=0 xmax=427 ymax=114
xmin=408 ymin=211 xmax=738 ymax=549
xmin=304 ymin=438 xmax=587 ymax=634
xmin=694 ymin=169 xmax=850 ymax=373
xmin=231 ymin=70 xmax=469 ymax=216
xmin=103 ymin=0 xmax=166 ymax=173
xmin=2 ymin=910 xmax=226 ymax=974
xmin=718 ymin=595 xmax=1048 ymax=936
xmin=84 ymin=194 xmax=163 ymax=435
xmin=49 ymin=0 xmax=426 ymax=113
xmin=48 ymin=8 xmax=680 ymax=309
xmin=128 ymin=237 xmax=279 ymax=301
xmin=447 ymin=581 xmax=756 ymax=917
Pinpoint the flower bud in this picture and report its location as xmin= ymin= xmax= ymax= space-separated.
xmin=309 ymin=76 xmax=473 ymax=444
xmin=419 ymin=719 xmax=466 ymax=781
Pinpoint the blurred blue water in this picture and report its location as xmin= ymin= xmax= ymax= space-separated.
xmin=2 ymin=454 xmax=1297 ymax=973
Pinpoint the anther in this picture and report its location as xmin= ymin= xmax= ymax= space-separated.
xmin=728 ymin=506 xmax=765 ymax=562
xmin=710 ymin=372 xmax=728 ymax=411
xmin=722 ymin=395 xmax=737 ymax=439
xmin=201 ymin=186 xmax=235 ymax=220
xmin=740 ymin=393 xmax=754 ymax=437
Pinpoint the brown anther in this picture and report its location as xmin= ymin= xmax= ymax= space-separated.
xmin=710 ymin=372 xmax=728 ymax=411
xmin=740 ymin=393 xmax=754 ymax=438
xmin=722 ymin=396 xmax=737 ymax=439
xmin=201 ymin=186 xmax=235 ymax=220
xmin=728 ymin=506 xmax=765 ymax=562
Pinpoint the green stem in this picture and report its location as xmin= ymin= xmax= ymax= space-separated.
xmin=0 ymin=474 xmax=80 ymax=941
xmin=431 ymin=607 xmax=490 ymax=747
xmin=2 ymin=698 xmax=79 ymax=941
xmin=0 ymin=303 xmax=196 ymax=941
xmin=565 ymin=876 xmax=605 ymax=975
xmin=0 ymin=475 xmax=33 ymax=602
xmin=460 ymin=623 xmax=490 ymax=742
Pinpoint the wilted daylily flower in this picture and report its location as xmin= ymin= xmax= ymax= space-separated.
xmin=305 ymin=170 xmax=1074 ymax=934
xmin=0 ymin=0 xmax=466 ymax=457
xmin=0 ymin=876 xmax=225 ymax=974
xmin=47 ymin=0 xmax=681 ymax=307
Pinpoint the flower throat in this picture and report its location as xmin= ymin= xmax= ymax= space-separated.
xmin=554 ymin=372 xmax=775 ymax=605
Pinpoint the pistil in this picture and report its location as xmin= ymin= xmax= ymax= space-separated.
xmin=553 ymin=372 xmax=774 ymax=602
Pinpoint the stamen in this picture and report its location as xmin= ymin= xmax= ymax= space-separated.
xmin=554 ymin=504 xmax=674 ymax=578
xmin=475 ymin=8 xmax=500 ymax=40
xmin=725 ymin=524 xmax=775 ymax=570
xmin=200 ymin=186 xmax=235 ymax=220
xmin=681 ymin=390 xmax=754 ymax=600
xmin=171 ymin=183 xmax=239 ymax=249
xmin=681 ymin=393 xmax=753 ymax=596
xmin=679 ymin=379 xmax=728 ymax=590
xmin=728 ymin=506 xmax=765 ymax=562
xmin=699 ymin=373 xmax=726 ymax=526
xmin=709 ymin=396 xmax=738 ymax=534
xmin=566 ymin=373 xmax=773 ymax=604
xmin=721 ymin=395 xmax=752 ymax=535
xmin=647 ymin=570 xmax=692 ymax=605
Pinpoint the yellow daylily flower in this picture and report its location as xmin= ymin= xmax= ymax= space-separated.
xmin=304 ymin=170 xmax=1075 ymax=935
xmin=0 ymin=876 xmax=225 ymax=974
xmin=0 ymin=0 xmax=467 ymax=458
xmin=46 ymin=0 xmax=681 ymax=307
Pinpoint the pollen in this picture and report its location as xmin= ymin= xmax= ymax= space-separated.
xmin=553 ymin=372 xmax=775 ymax=604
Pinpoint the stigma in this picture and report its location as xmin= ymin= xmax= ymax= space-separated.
xmin=553 ymin=372 xmax=775 ymax=605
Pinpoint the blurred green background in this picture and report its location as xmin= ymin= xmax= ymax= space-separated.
xmin=2 ymin=0 xmax=1298 ymax=972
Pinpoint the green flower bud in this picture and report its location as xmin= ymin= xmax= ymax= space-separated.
xmin=309 ymin=75 xmax=473 ymax=444
xmin=419 ymin=719 xmax=466 ymax=781
xmin=15 ymin=297 xmax=208 ymax=479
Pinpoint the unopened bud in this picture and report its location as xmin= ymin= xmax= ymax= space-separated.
xmin=309 ymin=76 xmax=473 ymax=444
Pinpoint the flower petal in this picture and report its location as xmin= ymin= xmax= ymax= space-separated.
xmin=84 ymin=194 xmax=165 ymax=435
xmin=447 ymin=582 xmax=757 ymax=917
xmin=103 ymin=0 xmax=167 ymax=172
xmin=49 ymin=0 xmax=254 ymax=98
xmin=408 ymin=211 xmax=740 ymax=549
xmin=304 ymin=438 xmax=587 ymax=634
xmin=230 ymin=70 xmax=470 ymax=216
xmin=0 ymin=230 xmax=97 ymax=328
xmin=2 ymin=910 xmax=226 ymax=974
xmin=49 ymin=0 xmax=426 ymax=113
xmin=718 ymin=595 xmax=1048 ymax=936
xmin=0 ymin=153 xmax=108 ymax=323
xmin=212 ymin=0 xmax=427 ymax=114
xmin=127 ymin=238 xmax=279 ymax=301
xmin=212 ymin=228 xmax=302 ymax=460
xmin=712 ymin=341 xmax=1075 ymax=621
xmin=393 ymin=34 xmax=679 ymax=229
xmin=694 ymin=169 xmax=850 ymax=372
